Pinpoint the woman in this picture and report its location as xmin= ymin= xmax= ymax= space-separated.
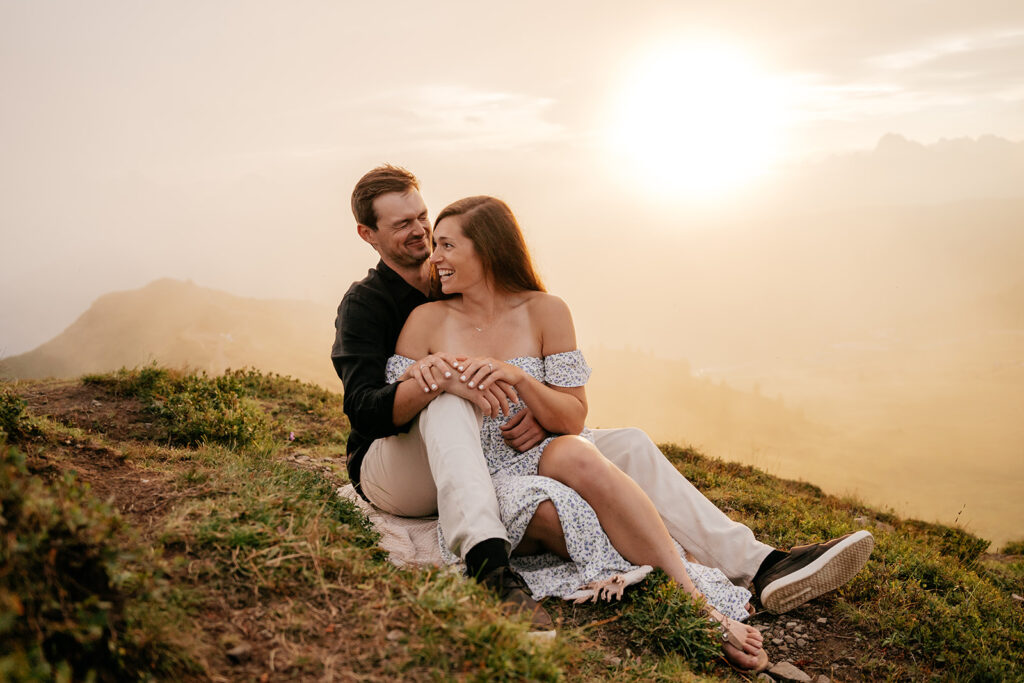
xmin=387 ymin=196 xmax=767 ymax=673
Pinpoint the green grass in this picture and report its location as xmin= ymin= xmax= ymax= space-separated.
xmin=0 ymin=442 xmax=197 ymax=681
xmin=1001 ymin=539 xmax=1024 ymax=555
xmin=662 ymin=443 xmax=1024 ymax=680
xmin=1 ymin=368 xmax=1022 ymax=681
xmin=83 ymin=365 xmax=272 ymax=449
xmin=0 ymin=388 xmax=41 ymax=443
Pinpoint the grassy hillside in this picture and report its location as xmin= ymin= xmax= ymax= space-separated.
xmin=1 ymin=367 xmax=1022 ymax=681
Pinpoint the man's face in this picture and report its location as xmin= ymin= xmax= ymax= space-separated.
xmin=363 ymin=189 xmax=431 ymax=268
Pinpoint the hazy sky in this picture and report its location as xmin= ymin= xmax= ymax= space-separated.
xmin=3 ymin=0 xmax=1024 ymax=356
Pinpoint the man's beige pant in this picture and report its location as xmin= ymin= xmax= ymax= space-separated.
xmin=360 ymin=394 xmax=772 ymax=585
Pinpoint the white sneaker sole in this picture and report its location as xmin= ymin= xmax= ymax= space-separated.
xmin=760 ymin=530 xmax=874 ymax=613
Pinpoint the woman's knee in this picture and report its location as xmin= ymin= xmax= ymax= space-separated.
xmin=539 ymin=436 xmax=614 ymax=491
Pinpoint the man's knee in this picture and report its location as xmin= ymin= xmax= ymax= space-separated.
xmin=596 ymin=427 xmax=662 ymax=468
xmin=422 ymin=392 xmax=483 ymax=429
xmin=617 ymin=427 xmax=658 ymax=452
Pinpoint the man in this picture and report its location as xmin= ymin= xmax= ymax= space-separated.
xmin=332 ymin=164 xmax=873 ymax=627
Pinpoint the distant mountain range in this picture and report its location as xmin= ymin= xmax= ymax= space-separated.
xmin=0 ymin=277 xmax=817 ymax=457
xmin=768 ymin=134 xmax=1024 ymax=210
xmin=0 ymin=279 xmax=341 ymax=389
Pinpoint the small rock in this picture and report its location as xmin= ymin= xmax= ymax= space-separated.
xmin=756 ymin=624 xmax=771 ymax=632
xmin=1012 ymin=593 xmax=1023 ymax=604
xmin=769 ymin=660 xmax=812 ymax=682
xmin=853 ymin=515 xmax=869 ymax=526
xmin=91 ymin=399 xmax=102 ymax=406
xmin=226 ymin=643 xmax=252 ymax=663
xmin=784 ymin=635 xmax=796 ymax=644
xmin=813 ymin=676 xmax=831 ymax=683
xmin=772 ymin=637 xmax=785 ymax=646
xmin=796 ymin=637 xmax=807 ymax=647
xmin=794 ymin=623 xmax=806 ymax=633
xmin=816 ymin=617 xmax=828 ymax=624
xmin=604 ymin=655 xmax=622 ymax=666
xmin=785 ymin=621 xmax=798 ymax=629
xmin=386 ymin=629 xmax=406 ymax=641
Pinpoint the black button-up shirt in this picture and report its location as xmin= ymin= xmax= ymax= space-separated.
xmin=332 ymin=260 xmax=429 ymax=494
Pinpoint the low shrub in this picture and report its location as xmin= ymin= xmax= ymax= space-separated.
xmin=1001 ymin=539 xmax=1024 ymax=555
xmin=0 ymin=444 xmax=190 ymax=680
xmin=0 ymin=389 xmax=39 ymax=443
xmin=618 ymin=570 xmax=720 ymax=669
xmin=84 ymin=366 xmax=270 ymax=449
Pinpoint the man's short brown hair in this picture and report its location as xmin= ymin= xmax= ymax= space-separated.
xmin=350 ymin=164 xmax=420 ymax=230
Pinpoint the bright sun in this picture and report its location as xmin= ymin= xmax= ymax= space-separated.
xmin=609 ymin=41 xmax=788 ymax=198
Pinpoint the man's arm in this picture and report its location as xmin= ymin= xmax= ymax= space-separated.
xmin=391 ymin=373 xmax=442 ymax=425
xmin=333 ymin=289 xmax=419 ymax=438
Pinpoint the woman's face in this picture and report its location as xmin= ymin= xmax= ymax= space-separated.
xmin=430 ymin=215 xmax=486 ymax=295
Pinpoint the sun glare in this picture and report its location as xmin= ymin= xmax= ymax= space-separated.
xmin=608 ymin=42 xmax=788 ymax=199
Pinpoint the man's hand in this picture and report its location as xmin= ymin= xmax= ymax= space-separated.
xmin=500 ymin=404 xmax=547 ymax=452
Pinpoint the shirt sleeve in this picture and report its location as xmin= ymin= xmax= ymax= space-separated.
xmin=543 ymin=350 xmax=592 ymax=387
xmin=331 ymin=289 xmax=408 ymax=439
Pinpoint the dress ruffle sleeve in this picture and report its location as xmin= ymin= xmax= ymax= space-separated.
xmin=385 ymin=355 xmax=415 ymax=384
xmin=543 ymin=350 xmax=591 ymax=387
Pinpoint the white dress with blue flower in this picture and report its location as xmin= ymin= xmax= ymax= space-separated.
xmin=386 ymin=350 xmax=751 ymax=619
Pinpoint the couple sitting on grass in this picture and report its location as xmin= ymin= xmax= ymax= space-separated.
xmin=332 ymin=165 xmax=874 ymax=674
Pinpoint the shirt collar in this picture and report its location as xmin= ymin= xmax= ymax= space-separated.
xmin=376 ymin=259 xmax=428 ymax=302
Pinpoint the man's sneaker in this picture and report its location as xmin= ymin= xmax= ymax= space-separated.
xmin=754 ymin=530 xmax=874 ymax=613
xmin=480 ymin=566 xmax=554 ymax=631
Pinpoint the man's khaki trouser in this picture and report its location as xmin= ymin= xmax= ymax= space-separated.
xmin=360 ymin=393 xmax=772 ymax=586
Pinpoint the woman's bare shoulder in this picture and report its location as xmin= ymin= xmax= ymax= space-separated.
xmin=397 ymin=301 xmax=450 ymax=356
xmin=408 ymin=300 xmax=450 ymax=319
xmin=525 ymin=292 xmax=572 ymax=319
xmin=525 ymin=292 xmax=577 ymax=353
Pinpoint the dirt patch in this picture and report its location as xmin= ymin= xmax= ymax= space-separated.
xmin=24 ymin=437 xmax=174 ymax=531
xmin=14 ymin=380 xmax=183 ymax=532
xmin=18 ymin=379 xmax=156 ymax=442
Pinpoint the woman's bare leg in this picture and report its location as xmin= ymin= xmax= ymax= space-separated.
xmin=512 ymin=500 xmax=570 ymax=559
xmin=539 ymin=436 xmax=764 ymax=667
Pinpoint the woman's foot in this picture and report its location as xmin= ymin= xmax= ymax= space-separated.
xmin=705 ymin=606 xmax=769 ymax=673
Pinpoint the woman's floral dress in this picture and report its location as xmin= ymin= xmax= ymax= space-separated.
xmin=387 ymin=351 xmax=751 ymax=618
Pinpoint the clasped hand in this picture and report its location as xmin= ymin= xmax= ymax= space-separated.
xmin=401 ymin=354 xmax=546 ymax=451
xmin=402 ymin=353 xmax=517 ymax=417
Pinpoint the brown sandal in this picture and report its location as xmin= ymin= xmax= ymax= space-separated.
xmin=700 ymin=605 xmax=770 ymax=674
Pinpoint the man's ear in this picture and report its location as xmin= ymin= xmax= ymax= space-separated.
xmin=356 ymin=223 xmax=378 ymax=249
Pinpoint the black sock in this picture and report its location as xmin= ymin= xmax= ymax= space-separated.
xmin=754 ymin=549 xmax=789 ymax=583
xmin=465 ymin=538 xmax=509 ymax=580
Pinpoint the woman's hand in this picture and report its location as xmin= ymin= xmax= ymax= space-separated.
xmin=401 ymin=352 xmax=462 ymax=394
xmin=440 ymin=373 xmax=519 ymax=418
xmin=455 ymin=357 xmax=527 ymax=393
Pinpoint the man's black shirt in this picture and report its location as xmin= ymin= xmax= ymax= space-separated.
xmin=332 ymin=260 xmax=428 ymax=495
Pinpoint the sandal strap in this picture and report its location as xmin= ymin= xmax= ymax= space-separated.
xmin=699 ymin=605 xmax=745 ymax=650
